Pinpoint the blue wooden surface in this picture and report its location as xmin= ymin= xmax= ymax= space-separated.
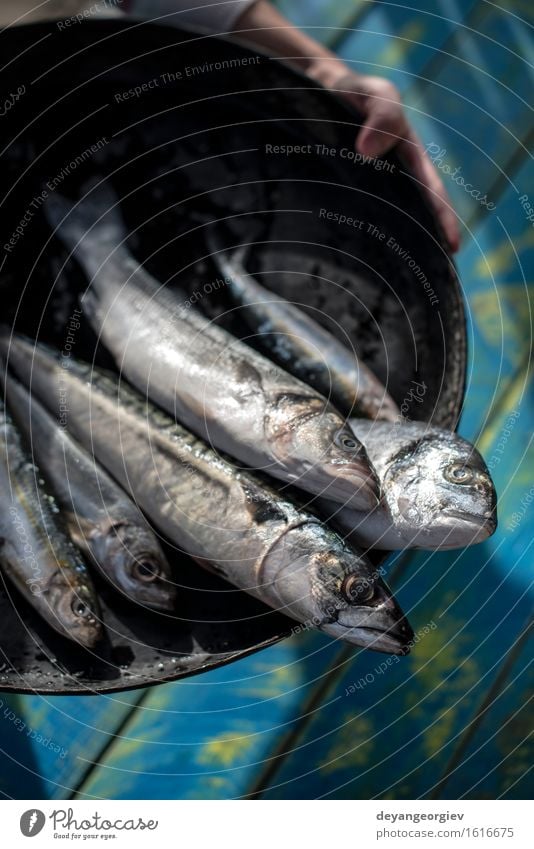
xmin=1 ymin=0 xmax=532 ymax=800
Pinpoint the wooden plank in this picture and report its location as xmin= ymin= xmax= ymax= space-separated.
xmin=0 ymin=691 xmax=140 ymax=799
xmin=0 ymin=694 xmax=47 ymax=799
xmin=336 ymin=0 xmax=479 ymax=94
xmin=2 ymin=1 xmax=532 ymax=802
xmin=302 ymin=2 xmax=533 ymax=226
xmin=256 ymin=365 xmax=534 ymax=797
xmin=454 ymin=156 xmax=534 ymax=440
xmin=274 ymin=0 xmax=369 ymax=47
xmin=259 ymin=545 xmax=532 ymax=798
xmin=402 ymin=1 xmax=534 ymax=223
xmin=325 ymin=2 xmax=533 ymax=226
xmin=431 ymin=619 xmax=533 ymax=799
xmin=256 ymin=154 xmax=534 ymax=797
xmin=74 ymin=632 xmax=340 ymax=799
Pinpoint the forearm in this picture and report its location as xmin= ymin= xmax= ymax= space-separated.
xmin=233 ymin=0 xmax=346 ymax=82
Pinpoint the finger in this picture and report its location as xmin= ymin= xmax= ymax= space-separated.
xmin=397 ymin=129 xmax=461 ymax=253
xmin=356 ymin=103 xmax=407 ymax=157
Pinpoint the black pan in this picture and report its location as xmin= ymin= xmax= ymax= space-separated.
xmin=0 ymin=18 xmax=466 ymax=694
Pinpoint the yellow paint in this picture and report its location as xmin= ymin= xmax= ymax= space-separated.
xmin=22 ymin=701 xmax=49 ymax=727
xmin=320 ymin=715 xmax=374 ymax=774
xmin=197 ymin=728 xmax=257 ymax=767
xmin=496 ymin=0 xmax=534 ymax=22
xmin=496 ymin=684 xmax=534 ymax=795
xmin=471 ymin=286 xmax=532 ymax=367
xmin=185 ymin=775 xmax=234 ymax=800
xmin=205 ymin=776 xmax=226 ymax=788
xmin=377 ymin=21 xmax=426 ymax=67
xmin=238 ymin=662 xmax=298 ymax=699
xmin=407 ymin=604 xmax=479 ymax=759
xmin=474 ymin=230 xmax=534 ymax=280
xmin=476 ymin=356 xmax=533 ymax=456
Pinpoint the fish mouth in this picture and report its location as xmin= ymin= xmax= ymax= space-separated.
xmin=358 ymin=627 xmax=412 ymax=655
xmin=441 ymin=509 xmax=498 ymax=544
xmin=323 ymin=610 xmax=414 ymax=655
xmin=445 ymin=509 xmax=495 ymax=525
xmin=326 ymin=461 xmax=381 ymax=510
xmin=322 ymin=619 xmax=413 ymax=655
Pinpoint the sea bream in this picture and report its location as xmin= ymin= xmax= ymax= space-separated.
xmin=2 ymin=334 xmax=413 ymax=655
xmin=3 ymin=369 xmax=176 ymax=611
xmin=209 ymin=237 xmax=400 ymax=422
xmin=0 ymin=398 xmax=102 ymax=647
xmin=320 ymin=419 xmax=497 ymax=550
xmin=43 ymin=181 xmax=380 ymax=510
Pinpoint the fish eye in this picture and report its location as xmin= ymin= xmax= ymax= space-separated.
xmin=133 ymin=560 xmax=161 ymax=583
xmin=71 ymin=597 xmax=93 ymax=620
xmin=444 ymin=463 xmax=474 ymax=485
xmin=335 ymin=431 xmax=359 ymax=452
xmin=341 ymin=574 xmax=375 ymax=604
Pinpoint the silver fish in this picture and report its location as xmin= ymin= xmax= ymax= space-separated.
xmin=43 ymin=182 xmax=380 ymax=511
xmin=3 ymin=335 xmax=413 ymax=654
xmin=321 ymin=420 xmax=497 ymax=550
xmin=0 ymin=399 xmax=102 ymax=647
xmin=209 ymin=239 xmax=400 ymax=422
xmin=4 ymin=370 xmax=176 ymax=611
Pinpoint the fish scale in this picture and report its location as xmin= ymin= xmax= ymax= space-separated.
xmin=1 ymin=333 xmax=413 ymax=655
xmin=0 ymin=398 xmax=102 ymax=647
xmin=209 ymin=237 xmax=400 ymax=421
xmin=44 ymin=181 xmax=380 ymax=511
xmin=3 ymin=371 xmax=176 ymax=612
xmin=319 ymin=420 xmax=497 ymax=551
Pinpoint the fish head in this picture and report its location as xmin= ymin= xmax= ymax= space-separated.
xmin=384 ymin=431 xmax=498 ymax=548
xmin=46 ymin=571 xmax=102 ymax=648
xmin=262 ymin=523 xmax=413 ymax=654
xmin=266 ymin=394 xmax=380 ymax=510
xmin=94 ymin=522 xmax=177 ymax=612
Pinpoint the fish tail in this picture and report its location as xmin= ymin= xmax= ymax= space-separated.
xmin=230 ymin=244 xmax=251 ymax=276
xmin=207 ymin=231 xmax=251 ymax=300
xmin=44 ymin=179 xmax=128 ymax=276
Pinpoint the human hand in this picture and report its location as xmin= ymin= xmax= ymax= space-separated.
xmin=307 ymin=62 xmax=460 ymax=253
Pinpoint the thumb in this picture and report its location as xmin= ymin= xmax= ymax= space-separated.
xmin=357 ymin=107 xmax=406 ymax=157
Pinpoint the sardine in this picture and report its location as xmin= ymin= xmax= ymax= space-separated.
xmin=3 ymin=370 xmax=176 ymax=611
xmin=320 ymin=420 xmax=497 ymax=550
xmin=43 ymin=182 xmax=380 ymax=510
xmin=209 ymin=238 xmax=400 ymax=422
xmin=2 ymin=335 xmax=413 ymax=654
xmin=0 ymin=398 xmax=102 ymax=647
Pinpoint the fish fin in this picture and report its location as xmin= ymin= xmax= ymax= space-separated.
xmin=231 ymin=244 xmax=251 ymax=270
xmin=207 ymin=229 xmax=251 ymax=285
xmin=44 ymin=178 xmax=127 ymax=275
